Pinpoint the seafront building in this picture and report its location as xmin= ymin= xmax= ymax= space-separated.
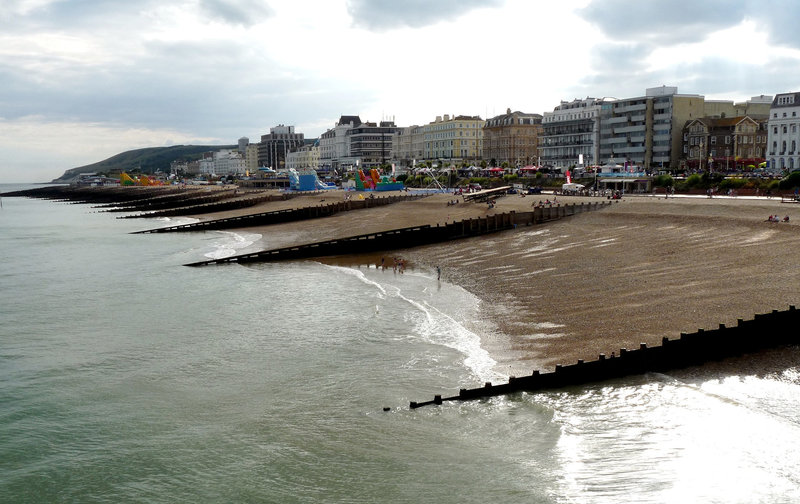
xmin=423 ymin=114 xmax=484 ymax=166
xmin=285 ymin=142 xmax=320 ymax=171
xmin=318 ymin=116 xmax=398 ymax=172
xmin=391 ymin=125 xmax=425 ymax=171
xmin=344 ymin=120 xmax=399 ymax=169
xmin=198 ymin=149 xmax=246 ymax=176
xmin=597 ymin=86 xmax=708 ymax=171
xmin=767 ymin=92 xmax=800 ymax=172
xmin=245 ymin=144 xmax=260 ymax=174
xmin=319 ymin=115 xmax=361 ymax=173
xmin=682 ymin=116 xmax=768 ymax=171
xmin=257 ymin=125 xmax=305 ymax=170
xmin=482 ymin=109 xmax=543 ymax=167
xmin=540 ymin=98 xmax=606 ymax=169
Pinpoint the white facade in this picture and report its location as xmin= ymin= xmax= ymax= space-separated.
xmin=286 ymin=144 xmax=320 ymax=170
xmin=391 ymin=125 xmax=425 ymax=169
xmin=319 ymin=115 xmax=360 ymax=171
xmin=767 ymin=92 xmax=800 ymax=172
xmin=541 ymin=98 xmax=605 ymax=168
xmin=199 ymin=149 xmax=246 ymax=176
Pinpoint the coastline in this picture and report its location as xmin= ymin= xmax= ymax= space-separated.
xmin=11 ymin=185 xmax=800 ymax=380
xmin=196 ymin=189 xmax=800 ymax=378
xmin=403 ymin=195 xmax=800 ymax=377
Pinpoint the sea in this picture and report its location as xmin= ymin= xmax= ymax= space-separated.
xmin=2 ymin=183 xmax=800 ymax=503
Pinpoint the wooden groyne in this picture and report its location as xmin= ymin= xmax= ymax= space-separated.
xmin=184 ymin=202 xmax=611 ymax=266
xmin=119 ymin=191 xmax=306 ymax=218
xmin=184 ymin=216 xmax=512 ymax=266
xmin=410 ymin=306 xmax=800 ymax=408
xmin=135 ymin=194 xmax=428 ymax=233
xmin=102 ymin=189 xmax=239 ymax=212
xmin=1 ymin=185 xmax=178 ymax=204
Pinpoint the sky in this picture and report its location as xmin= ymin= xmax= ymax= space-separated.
xmin=2 ymin=0 xmax=800 ymax=182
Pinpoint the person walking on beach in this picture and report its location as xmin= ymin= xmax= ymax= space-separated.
xmin=436 ymin=265 xmax=441 ymax=280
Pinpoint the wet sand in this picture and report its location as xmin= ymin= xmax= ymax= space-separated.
xmin=192 ymin=190 xmax=800 ymax=377
xmin=403 ymin=195 xmax=800 ymax=377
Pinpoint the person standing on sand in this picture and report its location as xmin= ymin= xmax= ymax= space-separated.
xmin=436 ymin=265 xmax=441 ymax=280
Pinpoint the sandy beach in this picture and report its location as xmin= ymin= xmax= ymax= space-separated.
xmin=185 ymin=189 xmax=800 ymax=377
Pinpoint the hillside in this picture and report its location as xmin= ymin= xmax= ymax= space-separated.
xmin=52 ymin=145 xmax=235 ymax=182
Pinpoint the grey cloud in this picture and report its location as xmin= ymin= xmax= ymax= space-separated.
xmin=565 ymin=55 xmax=800 ymax=105
xmin=0 ymin=35 xmax=374 ymax=141
xmin=579 ymin=0 xmax=800 ymax=50
xmin=1 ymin=0 xmax=274 ymax=32
xmin=590 ymin=42 xmax=654 ymax=74
xmin=198 ymin=0 xmax=275 ymax=27
xmin=346 ymin=0 xmax=504 ymax=30
xmin=748 ymin=3 xmax=800 ymax=50
xmin=578 ymin=0 xmax=747 ymax=45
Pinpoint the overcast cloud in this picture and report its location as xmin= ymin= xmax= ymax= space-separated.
xmin=2 ymin=0 xmax=800 ymax=182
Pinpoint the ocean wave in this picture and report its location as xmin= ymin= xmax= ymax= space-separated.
xmin=397 ymin=289 xmax=499 ymax=383
xmin=203 ymin=231 xmax=262 ymax=259
xmin=156 ymin=216 xmax=200 ymax=226
xmin=322 ymin=264 xmax=387 ymax=298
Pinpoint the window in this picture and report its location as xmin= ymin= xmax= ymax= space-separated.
xmin=725 ymin=136 xmax=731 ymax=144
xmin=711 ymin=136 xmax=717 ymax=145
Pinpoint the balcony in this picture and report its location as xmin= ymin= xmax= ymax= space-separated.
xmin=613 ymin=125 xmax=645 ymax=134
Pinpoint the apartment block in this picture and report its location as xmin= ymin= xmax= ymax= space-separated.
xmin=257 ymin=125 xmax=305 ymax=170
xmin=682 ymin=116 xmax=768 ymax=170
xmin=599 ymin=86 xmax=704 ymax=170
xmin=423 ymin=114 xmax=484 ymax=165
xmin=319 ymin=115 xmax=360 ymax=172
xmin=482 ymin=108 xmax=542 ymax=167
xmin=391 ymin=125 xmax=425 ymax=170
xmin=767 ymin=92 xmax=800 ymax=172
xmin=540 ymin=98 xmax=605 ymax=168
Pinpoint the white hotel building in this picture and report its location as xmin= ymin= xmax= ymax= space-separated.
xmin=767 ymin=92 xmax=800 ymax=172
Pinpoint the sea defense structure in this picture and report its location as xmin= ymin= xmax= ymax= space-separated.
xmin=409 ymin=307 xmax=800 ymax=409
xmin=183 ymin=202 xmax=611 ymax=266
xmin=135 ymin=193 xmax=425 ymax=233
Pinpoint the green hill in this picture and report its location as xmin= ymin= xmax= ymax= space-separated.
xmin=52 ymin=145 xmax=235 ymax=182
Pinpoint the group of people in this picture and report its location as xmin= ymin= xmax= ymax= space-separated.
xmin=533 ymin=198 xmax=559 ymax=208
xmin=379 ymin=256 xmax=406 ymax=273
xmin=766 ymin=214 xmax=790 ymax=223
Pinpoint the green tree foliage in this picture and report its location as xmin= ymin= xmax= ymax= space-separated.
xmin=653 ymin=174 xmax=674 ymax=187
xmin=779 ymin=171 xmax=800 ymax=190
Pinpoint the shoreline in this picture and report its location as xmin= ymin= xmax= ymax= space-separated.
xmin=169 ymin=190 xmax=800 ymax=379
xmin=402 ymin=195 xmax=800 ymax=377
xmin=204 ymin=190 xmax=800 ymax=379
xmin=10 ymin=185 xmax=800 ymax=379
